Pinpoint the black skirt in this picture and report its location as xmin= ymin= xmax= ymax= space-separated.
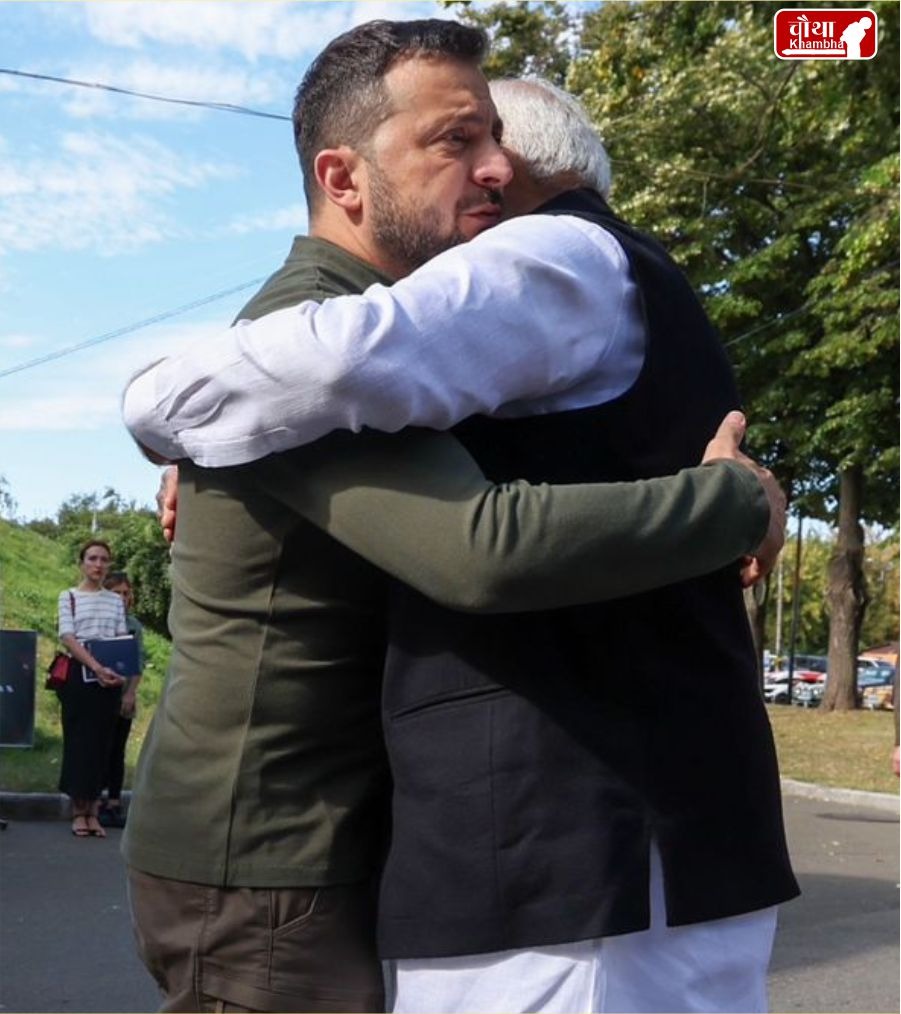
xmin=57 ymin=667 xmax=122 ymax=799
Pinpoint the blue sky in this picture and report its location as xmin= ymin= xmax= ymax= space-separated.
xmin=0 ymin=0 xmax=468 ymax=520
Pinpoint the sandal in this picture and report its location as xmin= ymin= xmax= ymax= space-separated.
xmin=71 ymin=813 xmax=91 ymax=837
xmin=85 ymin=814 xmax=106 ymax=838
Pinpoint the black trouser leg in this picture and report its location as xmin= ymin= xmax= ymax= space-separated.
xmin=104 ymin=715 xmax=132 ymax=802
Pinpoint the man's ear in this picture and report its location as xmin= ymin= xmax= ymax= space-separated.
xmin=314 ymin=147 xmax=363 ymax=212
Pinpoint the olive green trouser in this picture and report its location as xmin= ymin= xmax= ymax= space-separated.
xmin=127 ymin=866 xmax=385 ymax=1013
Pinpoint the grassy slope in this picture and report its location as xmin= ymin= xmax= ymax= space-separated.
xmin=0 ymin=518 xmax=170 ymax=792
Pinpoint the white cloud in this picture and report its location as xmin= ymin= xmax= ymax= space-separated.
xmin=0 ymin=131 xmax=238 ymax=256
xmin=346 ymin=2 xmax=449 ymax=28
xmin=83 ymin=0 xmax=353 ymax=61
xmin=61 ymin=59 xmax=288 ymax=121
xmin=0 ymin=318 xmax=224 ymax=432
xmin=82 ymin=2 xmax=450 ymax=61
xmin=0 ymin=392 xmax=117 ymax=433
xmin=225 ymin=202 xmax=307 ymax=236
xmin=0 ymin=334 xmax=36 ymax=351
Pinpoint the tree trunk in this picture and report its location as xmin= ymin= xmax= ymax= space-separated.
xmin=822 ymin=465 xmax=868 ymax=711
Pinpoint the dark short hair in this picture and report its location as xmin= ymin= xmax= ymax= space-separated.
xmin=293 ymin=19 xmax=488 ymax=212
xmin=78 ymin=539 xmax=112 ymax=562
xmin=104 ymin=571 xmax=131 ymax=588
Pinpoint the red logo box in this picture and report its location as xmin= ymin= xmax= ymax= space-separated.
xmin=774 ymin=8 xmax=878 ymax=59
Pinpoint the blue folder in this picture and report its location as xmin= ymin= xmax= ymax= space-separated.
xmin=82 ymin=636 xmax=140 ymax=681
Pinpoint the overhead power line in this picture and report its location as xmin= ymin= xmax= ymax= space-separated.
xmin=0 ymin=68 xmax=291 ymax=121
xmin=0 ymin=278 xmax=268 ymax=381
xmin=723 ymin=259 xmax=897 ymax=349
xmin=723 ymin=301 xmax=814 ymax=348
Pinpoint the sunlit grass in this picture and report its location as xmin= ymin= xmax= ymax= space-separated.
xmin=767 ymin=704 xmax=899 ymax=795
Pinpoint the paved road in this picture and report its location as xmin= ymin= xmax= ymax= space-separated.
xmin=0 ymin=818 xmax=159 ymax=1013
xmin=0 ymin=793 xmax=897 ymax=1013
xmin=769 ymin=794 xmax=899 ymax=1013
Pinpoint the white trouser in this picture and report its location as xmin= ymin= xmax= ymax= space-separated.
xmin=385 ymin=846 xmax=778 ymax=1013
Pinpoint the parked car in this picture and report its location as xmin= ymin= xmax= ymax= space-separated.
xmin=795 ymin=654 xmax=829 ymax=675
xmin=857 ymin=668 xmax=895 ymax=689
xmin=856 ymin=658 xmax=896 ymax=682
xmin=763 ymin=669 xmax=823 ymax=705
xmin=763 ymin=674 xmax=791 ymax=704
xmin=791 ymin=667 xmax=895 ymax=709
xmin=765 ymin=654 xmax=828 ymax=675
xmin=861 ymin=681 xmax=895 ymax=711
xmin=792 ymin=681 xmax=824 ymax=708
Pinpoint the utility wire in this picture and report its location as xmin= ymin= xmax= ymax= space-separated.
xmin=723 ymin=301 xmax=814 ymax=347
xmin=5 ymin=257 xmax=893 ymax=379
xmin=0 ymin=68 xmax=291 ymax=121
xmin=4 ymin=64 xmax=896 ymax=369
xmin=0 ymin=68 xmax=286 ymax=378
xmin=0 ymin=278 xmax=267 ymax=381
xmin=723 ymin=259 xmax=897 ymax=349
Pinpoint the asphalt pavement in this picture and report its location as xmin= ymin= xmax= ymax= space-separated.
xmin=0 ymin=790 xmax=897 ymax=1013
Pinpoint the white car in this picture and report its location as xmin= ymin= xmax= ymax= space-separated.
xmin=763 ymin=669 xmax=823 ymax=705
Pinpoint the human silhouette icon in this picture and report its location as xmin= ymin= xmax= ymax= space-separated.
xmin=840 ymin=15 xmax=872 ymax=59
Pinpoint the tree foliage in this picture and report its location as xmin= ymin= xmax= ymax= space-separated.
xmin=0 ymin=474 xmax=17 ymax=521
xmin=767 ymin=528 xmax=899 ymax=655
xmin=563 ymin=1 xmax=899 ymax=523
xmin=449 ymin=1 xmax=898 ymax=520
xmin=449 ymin=0 xmax=576 ymax=83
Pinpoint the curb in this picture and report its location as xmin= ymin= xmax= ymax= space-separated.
xmin=0 ymin=790 xmax=132 ymax=821
xmin=1 ymin=782 xmax=897 ymax=820
xmin=779 ymin=778 xmax=899 ymax=813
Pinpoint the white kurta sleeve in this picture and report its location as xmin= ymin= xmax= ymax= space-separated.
xmin=122 ymin=215 xmax=645 ymax=467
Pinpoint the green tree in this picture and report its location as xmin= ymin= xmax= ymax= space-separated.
xmin=0 ymin=474 xmax=16 ymax=521
xmin=859 ymin=529 xmax=900 ymax=650
xmin=801 ymin=150 xmax=899 ymax=708
xmin=766 ymin=533 xmax=832 ymax=658
xmin=450 ymin=1 xmax=576 ymax=83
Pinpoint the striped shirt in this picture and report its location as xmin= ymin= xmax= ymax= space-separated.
xmin=58 ymin=589 xmax=127 ymax=643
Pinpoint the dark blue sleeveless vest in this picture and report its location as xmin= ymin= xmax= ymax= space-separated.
xmin=377 ymin=189 xmax=799 ymax=960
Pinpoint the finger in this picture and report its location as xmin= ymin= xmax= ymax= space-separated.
xmin=161 ymin=507 xmax=176 ymax=544
xmin=164 ymin=466 xmax=178 ymax=508
xmin=157 ymin=466 xmax=177 ymax=507
xmin=714 ymin=410 xmax=747 ymax=448
xmin=740 ymin=556 xmax=762 ymax=588
xmin=702 ymin=412 xmax=752 ymax=465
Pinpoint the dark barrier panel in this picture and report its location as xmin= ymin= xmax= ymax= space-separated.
xmin=0 ymin=630 xmax=37 ymax=747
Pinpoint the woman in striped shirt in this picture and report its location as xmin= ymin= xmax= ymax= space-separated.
xmin=56 ymin=539 xmax=128 ymax=838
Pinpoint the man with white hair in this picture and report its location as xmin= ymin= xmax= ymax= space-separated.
xmin=126 ymin=68 xmax=797 ymax=1014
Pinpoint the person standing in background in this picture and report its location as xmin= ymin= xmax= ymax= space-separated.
xmin=56 ymin=540 xmax=127 ymax=838
xmin=98 ymin=572 xmax=145 ymax=829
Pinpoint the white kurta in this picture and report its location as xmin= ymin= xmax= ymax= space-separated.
xmin=387 ymin=846 xmax=777 ymax=1014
